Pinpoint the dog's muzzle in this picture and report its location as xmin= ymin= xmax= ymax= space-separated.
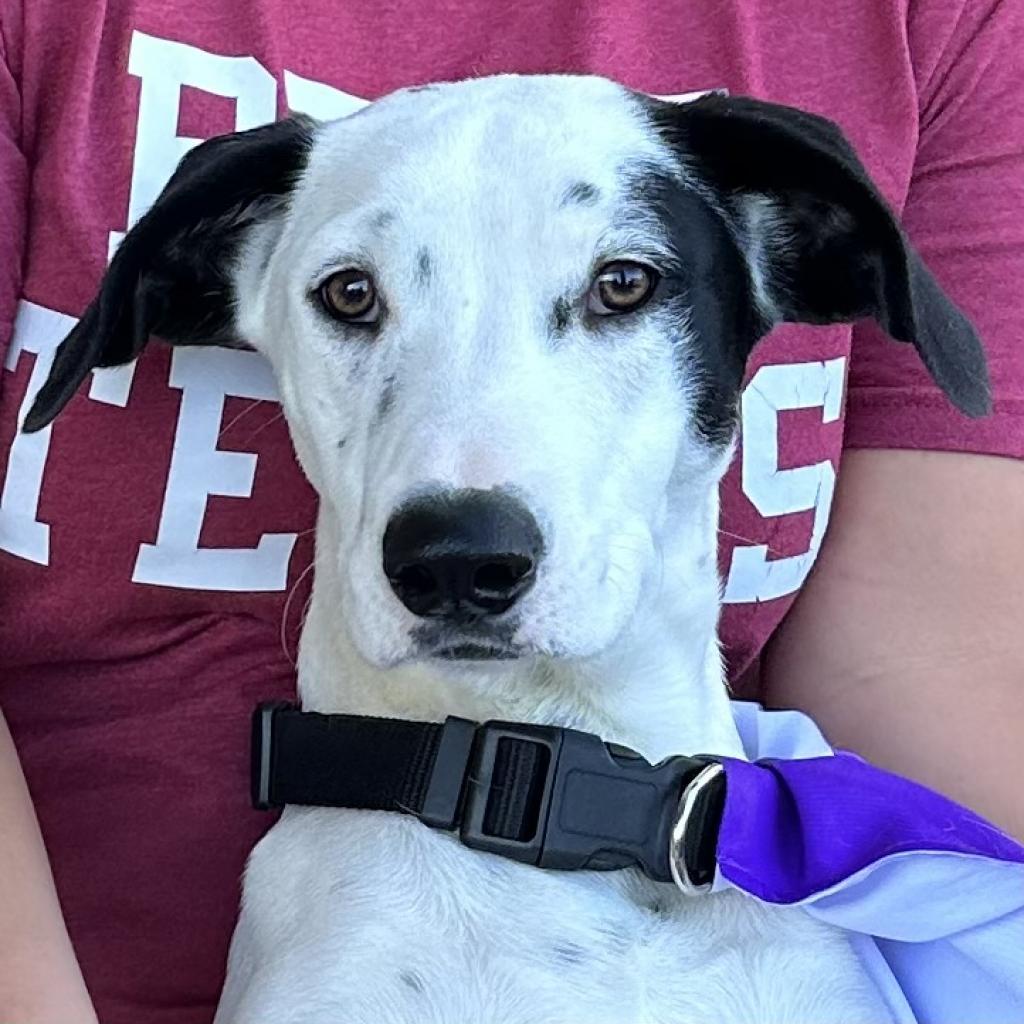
xmin=252 ymin=703 xmax=726 ymax=895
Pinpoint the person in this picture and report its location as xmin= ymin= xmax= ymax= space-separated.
xmin=1 ymin=1 xmax=1022 ymax=1021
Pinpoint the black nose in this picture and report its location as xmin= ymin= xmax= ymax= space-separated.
xmin=383 ymin=489 xmax=544 ymax=620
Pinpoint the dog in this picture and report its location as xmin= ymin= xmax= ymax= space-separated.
xmin=26 ymin=74 xmax=989 ymax=1023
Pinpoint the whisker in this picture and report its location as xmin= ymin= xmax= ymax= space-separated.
xmin=298 ymin=592 xmax=315 ymax=635
xmin=219 ymin=399 xmax=268 ymax=440
xmin=718 ymin=527 xmax=785 ymax=558
xmin=280 ymin=560 xmax=316 ymax=667
xmin=246 ymin=409 xmax=287 ymax=442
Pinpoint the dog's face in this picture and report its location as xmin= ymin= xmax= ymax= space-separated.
xmin=26 ymin=75 xmax=989 ymax=671
xmin=241 ymin=77 xmax=751 ymax=666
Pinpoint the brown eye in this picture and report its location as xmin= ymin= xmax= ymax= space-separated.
xmin=589 ymin=262 xmax=658 ymax=314
xmin=319 ymin=269 xmax=379 ymax=323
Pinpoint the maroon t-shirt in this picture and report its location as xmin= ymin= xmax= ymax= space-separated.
xmin=1 ymin=1 xmax=1022 ymax=1021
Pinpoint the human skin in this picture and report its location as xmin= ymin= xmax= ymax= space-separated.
xmin=764 ymin=448 xmax=1024 ymax=843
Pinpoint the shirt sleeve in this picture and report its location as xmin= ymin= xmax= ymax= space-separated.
xmin=844 ymin=0 xmax=1024 ymax=457
xmin=0 ymin=1 xmax=26 ymax=377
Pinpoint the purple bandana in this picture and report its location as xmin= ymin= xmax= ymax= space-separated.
xmin=717 ymin=703 xmax=1024 ymax=1024
xmin=717 ymin=751 xmax=1024 ymax=905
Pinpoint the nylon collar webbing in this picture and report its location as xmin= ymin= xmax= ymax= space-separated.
xmin=252 ymin=702 xmax=725 ymax=888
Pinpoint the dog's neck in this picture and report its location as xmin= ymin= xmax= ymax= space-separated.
xmin=295 ymin=503 xmax=745 ymax=764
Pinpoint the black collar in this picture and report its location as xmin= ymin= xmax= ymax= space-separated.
xmin=252 ymin=702 xmax=725 ymax=892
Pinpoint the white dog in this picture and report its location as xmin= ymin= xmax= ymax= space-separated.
xmin=27 ymin=75 xmax=988 ymax=1024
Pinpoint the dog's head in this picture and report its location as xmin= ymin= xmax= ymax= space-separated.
xmin=26 ymin=76 xmax=988 ymax=670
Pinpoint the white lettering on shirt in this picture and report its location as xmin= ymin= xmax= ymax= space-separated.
xmin=132 ymin=348 xmax=297 ymax=591
xmin=0 ymin=303 xmax=78 ymax=564
xmin=723 ymin=358 xmax=846 ymax=603
xmin=283 ymin=70 xmax=369 ymax=119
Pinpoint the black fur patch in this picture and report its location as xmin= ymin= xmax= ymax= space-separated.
xmin=377 ymin=374 xmax=398 ymax=421
xmin=399 ymin=970 xmax=425 ymax=993
xmin=643 ymin=92 xmax=990 ymax=418
xmin=626 ymin=170 xmax=763 ymax=445
xmin=550 ymin=296 xmax=573 ymax=335
xmin=560 ymin=181 xmax=600 ymax=207
xmin=415 ymin=248 xmax=433 ymax=284
xmin=24 ymin=116 xmax=317 ymax=432
xmin=553 ymin=943 xmax=588 ymax=967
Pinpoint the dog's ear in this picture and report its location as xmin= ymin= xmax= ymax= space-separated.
xmin=650 ymin=94 xmax=990 ymax=418
xmin=23 ymin=115 xmax=317 ymax=433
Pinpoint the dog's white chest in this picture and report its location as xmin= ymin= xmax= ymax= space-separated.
xmin=215 ymin=807 xmax=890 ymax=1024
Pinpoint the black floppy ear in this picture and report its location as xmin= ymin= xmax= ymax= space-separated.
xmin=650 ymin=94 xmax=991 ymax=418
xmin=23 ymin=115 xmax=317 ymax=433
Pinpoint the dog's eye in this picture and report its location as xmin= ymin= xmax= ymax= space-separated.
xmin=319 ymin=270 xmax=380 ymax=323
xmin=588 ymin=262 xmax=658 ymax=315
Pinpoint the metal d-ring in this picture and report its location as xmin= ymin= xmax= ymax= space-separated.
xmin=668 ymin=761 xmax=725 ymax=896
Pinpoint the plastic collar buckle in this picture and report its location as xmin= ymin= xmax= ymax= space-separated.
xmin=457 ymin=720 xmax=713 ymax=883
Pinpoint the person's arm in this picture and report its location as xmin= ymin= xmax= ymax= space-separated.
xmin=0 ymin=711 xmax=99 ymax=1024
xmin=763 ymin=0 xmax=1024 ymax=841
xmin=763 ymin=450 xmax=1024 ymax=841
xmin=0 ymin=13 xmax=97 ymax=1021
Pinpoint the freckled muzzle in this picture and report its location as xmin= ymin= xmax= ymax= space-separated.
xmin=382 ymin=488 xmax=544 ymax=623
